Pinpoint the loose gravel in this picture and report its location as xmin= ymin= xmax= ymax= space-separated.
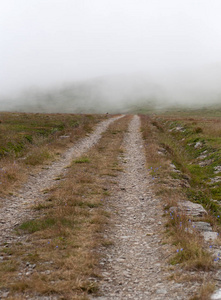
xmin=92 ymin=115 xmax=201 ymax=300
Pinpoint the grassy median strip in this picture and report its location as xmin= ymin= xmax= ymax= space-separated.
xmin=0 ymin=115 xmax=130 ymax=299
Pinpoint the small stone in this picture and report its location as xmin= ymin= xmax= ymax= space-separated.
xmin=195 ymin=141 xmax=203 ymax=149
xmin=178 ymin=201 xmax=207 ymax=218
xmin=26 ymin=271 xmax=31 ymax=276
xmin=209 ymin=176 xmax=221 ymax=184
xmin=214 ymin=166 xmax=221 ymax=174
xmin=156 ymin=288 xmax=167 ymax=295
xmin=1 ymin=292 xmax=9 ymax=298
xmin=148 ymin=218 xmax=155 ymax=223
xmin=198 ymin=154 xmax=207 ymax=160
xmin=199 ymin=159 xmax=213 ymax=167
xmin=59 ymin=135 xmax=70 ymax=139
xmin=170 ymin=163 xmax=177 ymax=169
xmin=211 ymin=288 xmax=221 ymax=300
xmin=203 ymin=231 xmax=218 ymax=242
xmin=192 ymin=222 xmax=212 ymax=232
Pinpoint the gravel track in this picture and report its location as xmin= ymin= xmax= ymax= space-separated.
xmin=93 ymin=115 xmax=200 ymax=300
xmin=0 ymin=115 xmax=123 ymax=246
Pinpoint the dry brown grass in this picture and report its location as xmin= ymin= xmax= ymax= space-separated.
xmin=0 ymin=159 xmax=27 ymax=197
xmin=0 ymin=115 xmax=131 ymax=299
xmin=140 ymin=114 xmax=215 ymax=291
xmin=190 ymin=282 xmax=215 ymax=300
xmin=0 ymin=113 xmax=107 ymax=195
xmin=166 ymin=212 xmax=213 ymax=271
xmin=24 ymin=146 xmax=53 ymax=166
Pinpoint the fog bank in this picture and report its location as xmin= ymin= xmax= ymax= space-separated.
xmin=1 ymin=66 xmax=221 ymax=113
xmin=1 ymin=1 xmax=221 ymax=112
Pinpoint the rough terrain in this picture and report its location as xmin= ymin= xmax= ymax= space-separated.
xmin=0 ymin=115 xmax=123 ymax=246
xmin=0 ymin=114 xmax=219 ymax=299
xmin=92 ymin=115 xmax=202 ymax=299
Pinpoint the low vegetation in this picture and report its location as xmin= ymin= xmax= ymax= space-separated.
xmin=1 ymin=107 xmax=221 ymax=299
xmin=0 ymin=112 xmax=107 ymax=195
xmin=0 ymin=115 xmax=130 ymax=299
xmin=140 ymin=108 xmax=221 ymax=299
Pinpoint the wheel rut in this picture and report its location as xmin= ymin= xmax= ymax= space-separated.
xmin=93 ymin=115 xmax=199 ymax=300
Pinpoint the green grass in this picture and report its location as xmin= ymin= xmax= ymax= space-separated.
xmin=19 ymin=218 xmax=56 ymax=233
xmin=74 ymin=157 xmax=90 ymax=164
xmin=153 ymin=115 xmax=221 ymax=213
xmin=0 ymin=112 xmax=107 ymax=196
xmin=0 ymin=112 xmax=105 ymax=159
xmin=140 ymin=112 xmax=220 ymax=273
xmin=170 ymin=241 xmax=212 ymax=270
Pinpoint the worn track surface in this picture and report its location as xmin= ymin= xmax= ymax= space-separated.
xmin=0 ymin=115 xmax=123 ymax=246
xmin=92 ymin=115 xmax=200 ymax=300
xmin=0 ymin=114 xmax=204 ymax=299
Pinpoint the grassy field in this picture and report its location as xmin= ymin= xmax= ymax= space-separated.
xmin=0 ymin=112 xmax=107 ymax=196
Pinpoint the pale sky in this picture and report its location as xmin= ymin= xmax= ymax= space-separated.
xmin=1 ymin=0 xmax=221 ymax=96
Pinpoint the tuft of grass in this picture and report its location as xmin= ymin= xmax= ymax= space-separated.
xmin=190 ymin=282 xmax=215 ymax=300
xmin=74 ymin=157 xmax=90 ymax=164
xmin=25 ymin=147 xmax=52 ymax=165
xmin=0 ymin=260 xmax=18 ymax=272
xmin=34 ymin=203 xmax=53 ymax=210
xmin=79 ymin=281 xmax=99 ymax=294
xmin=11 ymin=281 xmax=30 ymax=292
xmin=167 ymin=212 xmax=213 ymax=271
xmin=19 ymin=218 xmax=56 ymax=233
xmin=194 ymin=127 xmax=203 ymax=134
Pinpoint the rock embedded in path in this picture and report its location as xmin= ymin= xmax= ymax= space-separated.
xmin=202 ymin=231 xmax=218 ymax=242
xmin=199 ymin=159 xmax=213 ymax=167
xmin=192 ymin=222 xmax=212 ymax=232
xmin=209 ymin=176 xmax=221 ymax=184
xmin=214 ymin=166 xmax=221 ymax=174
xmin=194 ymin=141 xmax=203 ymax=149
xmin=177 ymin=201 xmax=208 ymax=218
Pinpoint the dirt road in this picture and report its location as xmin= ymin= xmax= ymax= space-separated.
xmin=92 ymin=115 xmax=200 ymax=299
xmin=0 ymin=115 xmax=123 ymax=246
xmin=0 ymin=115 xmax=204 ymax=299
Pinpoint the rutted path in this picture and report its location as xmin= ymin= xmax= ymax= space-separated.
xmin=0 ymin=115 xmax=123 ymax=246
xmin=93 ymin=115 xmax=200 ymax=299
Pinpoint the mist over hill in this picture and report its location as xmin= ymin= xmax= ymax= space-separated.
xmin=1 ymin=1 xmax=221 ymax=114
xmin=1 ymin=67 xmax=221 ymax=114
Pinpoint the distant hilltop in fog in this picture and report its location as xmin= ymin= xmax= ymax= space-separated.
xmin=1 ymin=68 xmax=221 ymax=114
